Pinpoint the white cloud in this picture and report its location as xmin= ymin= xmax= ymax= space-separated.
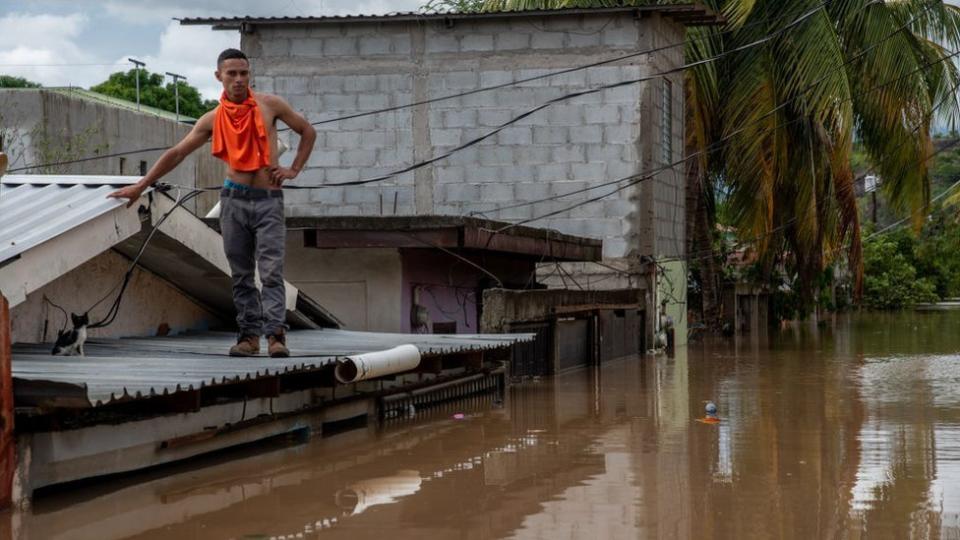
xmin=98 ymin=0 xmax=425 ymax=23
xmin=0 ymin=13 xmax=118 ymax=88
xmin=0 ymin=0 xmax=426 ymax=93
xmin=100 ymin=0 xmax=423 ymax=99
xmin=115 ymin=21 xmax=239 ymax=100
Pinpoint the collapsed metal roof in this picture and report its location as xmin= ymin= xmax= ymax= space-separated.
xmin=0 ymin=175 xmax=341 ymax=327
xmin=11 ymin=329 xmax=532 ymax=406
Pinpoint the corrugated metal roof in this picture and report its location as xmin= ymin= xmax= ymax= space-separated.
xmin=179 ymin=5 xmax=723 ymax=28
xmin=11 ymin=329 xmax=532 ymax=405
xmin=0 ymin=175 xmax=142 ymax=265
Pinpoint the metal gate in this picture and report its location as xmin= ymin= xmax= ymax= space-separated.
xmin=509 ymin=322 xmax=552 ymax=378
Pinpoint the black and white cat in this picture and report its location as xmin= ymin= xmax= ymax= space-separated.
xmin=52 ymin=313 xmax=89 ymax=356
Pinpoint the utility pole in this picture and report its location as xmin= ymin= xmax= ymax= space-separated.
xmin=128 ymin=58 xmax=145 ymax=111
xmin=165 ymin=71 xmax=186 ymax=122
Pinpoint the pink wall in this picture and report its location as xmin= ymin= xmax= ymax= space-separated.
xmin=400 ymin=249 xmax=483 ymax=334
xmin=400 ymin=249 xmax=539 ymax=334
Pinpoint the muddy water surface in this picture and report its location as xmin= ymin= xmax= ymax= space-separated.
xmin=7 ymin=311 xmax=960 ymax=539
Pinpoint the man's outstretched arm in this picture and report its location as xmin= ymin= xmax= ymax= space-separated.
xmin=268 ymin=96 xmax=317 ymax=186
xmin=108 ymin=111 xmax=215 ymax=207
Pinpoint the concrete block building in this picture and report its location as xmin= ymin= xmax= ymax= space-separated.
xmin=183 ymin=5 xmax=722 ymax=344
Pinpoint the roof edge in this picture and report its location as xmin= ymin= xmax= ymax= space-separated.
xmin=179 ymin=4 xmax=724 ymax=29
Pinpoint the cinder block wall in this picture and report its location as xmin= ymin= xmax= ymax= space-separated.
xmin=242 ymin=12 xmax=686 ymax=265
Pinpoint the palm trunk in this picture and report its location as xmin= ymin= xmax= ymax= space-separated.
xmin=686 ymin=156 xmax=721 ymax=329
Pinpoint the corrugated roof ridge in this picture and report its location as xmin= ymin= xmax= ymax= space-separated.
xmin=179 ymin=4 xmax=723 ymax=26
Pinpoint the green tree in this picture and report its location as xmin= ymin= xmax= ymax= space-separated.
xmin=421 ymin=0 xmax=486 ymax=11
xmin=429 ymin=0 xmax=960 ymax=320
xmin=0 ymin=75 xmax=41 ymax=88
xmin=915 ymin=209 xmax=960 ymax=298
xmin=90 ymin=69 xmax=217 ymax=118
xmin=863 ymin=229 xmax=939 ymax=309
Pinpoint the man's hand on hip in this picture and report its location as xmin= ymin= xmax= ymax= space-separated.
xmin=107 ymin=184 xmax=146 ymax=208
xmin=269 ymin=166 xmax=299 ymax=186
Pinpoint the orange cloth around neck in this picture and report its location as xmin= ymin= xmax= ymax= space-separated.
xmin=211 ymin=89 xmax=271 ymax=172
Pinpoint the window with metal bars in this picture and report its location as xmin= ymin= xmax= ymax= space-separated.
xmin=660 ymin=79 xmax=673 ymax=166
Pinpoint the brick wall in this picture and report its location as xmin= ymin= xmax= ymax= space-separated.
xmin=243 ymin=12 xmax=686 ymax=265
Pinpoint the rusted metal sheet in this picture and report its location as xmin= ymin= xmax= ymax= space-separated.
xmin=0 ymin=294 xmax=15 ymax=509
xmin=553 ymin=303 xmax=642 ymax=315
xmin=296 ymin=216 xmax=601 ymax=262
xmin=304 ymin=229 xmax=460 ymax=249
xmin=462 ymin=227 xmax=602 ymax=262
xmin=12 ymin=378 xmax=91 ymax=410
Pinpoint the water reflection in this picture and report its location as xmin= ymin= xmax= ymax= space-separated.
xmin=2 ymin=312 xmax=959 ymax=539
xmin=335 ymin=470 xmax=422 ymax=517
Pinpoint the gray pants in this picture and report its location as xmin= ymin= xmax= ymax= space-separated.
xmin=219 ymin=188 xmax=286 ymax=337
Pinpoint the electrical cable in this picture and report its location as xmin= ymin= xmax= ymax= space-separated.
xmin=87 ymin=189 xmax=202 ymax=329
xmin=281 ymin=2 xmax=825 ymax=130
xmin=486 ymin=60 xmax=960 ymax=235
xmin=42 ymin=295 xmax=69 ymax=333
xmin=17 ymin=1 xmax=960 ymax=323
xmin=144 ymin=0 xmax=828 ymax=195
xmin=476 ymin=2 xmax=955 ymax=226
xmin=7 ymin=2 xmax=830 ymax=178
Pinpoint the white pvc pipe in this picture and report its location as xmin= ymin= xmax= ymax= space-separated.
xmin=335 ymin=344 xmax=421 ymax=384
xmin=335 ymin=470 xmax=422 ymax=516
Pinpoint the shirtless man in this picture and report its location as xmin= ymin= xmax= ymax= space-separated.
xmin=109 ymin=48 xmax=317 ymax=358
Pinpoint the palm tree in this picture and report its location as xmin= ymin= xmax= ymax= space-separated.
xmin=683 ymin=0 xmax=960 ymax=319
xmin=425 ymin=0 xmax=960 ymax=322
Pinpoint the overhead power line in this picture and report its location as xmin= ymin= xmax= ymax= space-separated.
xmin=8 ymin=1 xmax=830 ymax=174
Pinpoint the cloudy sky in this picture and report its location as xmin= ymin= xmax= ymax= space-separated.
xmin=0 ymin=0 xmax=424 ymax=99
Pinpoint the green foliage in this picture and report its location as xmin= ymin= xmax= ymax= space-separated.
xmin=915 ymin=211 xmax=960 ymax=299
xmin=0 ymin=75 xmax=41 ymax=88
xmin=931 ymin=137 xmax=960 ymax=189
xmin=863 ymin=229 xmax=939 ymax=309
xmin=421 ymin=0 xmax=487 ymax=11
xmin=90 ymin=69 xmax=217 ymax=118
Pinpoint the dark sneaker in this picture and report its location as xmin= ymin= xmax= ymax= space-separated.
xmin=268 ymin=332 xmax=290 ymax=358
xmin=229 ymin=334 xmax=260 ymax=357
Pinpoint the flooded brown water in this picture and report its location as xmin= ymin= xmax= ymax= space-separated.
xmin=6 ymin=311 xmax=960 ymax=539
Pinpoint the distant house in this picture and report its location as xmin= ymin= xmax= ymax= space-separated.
xmin=182 ymin=5 xmax=723 ymax=345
